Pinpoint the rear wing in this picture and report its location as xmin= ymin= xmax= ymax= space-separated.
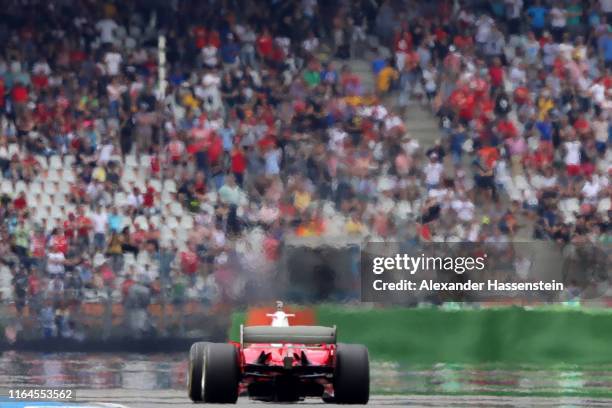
xmin=240 ymin=325 xmax=337 ymax=345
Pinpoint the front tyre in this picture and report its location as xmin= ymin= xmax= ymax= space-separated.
xmin=333 ymin=344 xmax=369 ymax=404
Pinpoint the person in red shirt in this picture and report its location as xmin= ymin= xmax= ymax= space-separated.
xmin=207 ymin=30 xmax=221 ymax=49
xmin=100 ymin=262 xmax=116 ymax=290
xmin=28 ymin=271 xmax=41 ymax=300
xmin=207 ymin=132 xmax=223 ymax=166
xmin=51 ymin=227 xmax=69 ymax=254
xmin=458 ymin=91 xmax=476 ymax=122
xmin=193 ymin=171 xmax=207 ymax=198
xmin=573 ymin=115 xmax=590 ymax=136
xmin=231 ymin=146 xmax=247 ymax=186
xmin=121 ymin=272 xmax=136 ymax=300
xmin=180 ymin=245 xmax=199 ymax=284
xmin=453 ymin=33 xmax=473 ymax=50
xmin=257 ymin=28 xmax=274 ymax=61
xmin=63 ymin=213 xmax=76 ymax=240
xmin=167 ymin=134 xmax=185 ymax=164
xmin=31 ymin=73 xmax=49 ymax=90
xmin=497 ymin=119 xmax=517 ymax=138
xmin=143 ymin=185 xmax=156 ymax=211
xmin=150 ymin=154 xmax=161 ymax=175
xmin=192 ymin=25 xmax=207 ymax=49
xmin=489 ymin=57 xmax=504 ymax=93
xmin=11 ymin=82 xmax=28 ymax=109
xmin=131 ymin=223 xmax=147 ymax=247
xmin=69 ymin=47 xmax=86 ymax=64
xmin=76 ymin=207 xmax=92 ymax=252
xmin=395 ymin=28 xmax=413 ymax=52
xmin=13 ymin=192 xmax=27 ymax=212
xmin=514 ymin=86 xmax=530 ymax=105
xmin=30 ymin=229 xmax=46 ymax=261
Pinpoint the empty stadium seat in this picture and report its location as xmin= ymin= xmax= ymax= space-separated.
xmin=598 ymin=197 xmax=611 ymax=214
xmin=63 ymin=155 xmax=76 ymax=167
xmin=163 ymin=179 xmax=177 ymax=193
xmin=123 ymin=154 xmax=137 ymax=168
xmin=49 ymin=156 xmax=62 ymax=169
xmin=1 ymin=180 xmax=12 ymax=195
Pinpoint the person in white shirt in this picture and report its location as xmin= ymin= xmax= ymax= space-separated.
xmin=592 ymin=112 xmax=609 ymax=154
xmin=32 ymin=59 xmax=51 ymax=76
xmin=563 ymin=135 xmax=582 ymax=176
xmin=541 ymin=38 xmax=559 ymax=67
xmin=198 ymin=73 xmax=223 ymax=112
xmin=424 ymin=154 xmax=444 ymax=189
xmin=549 ymin=6 xmax=567 ymax=41
xmin=91 ymin=206 xmax=109 ymax=253
xmin=558 ymin=37 xmax=574 ymax=61
xmin=303 ymin=31 xmax=319 ymax=54
xmin=127 ymin=188 xmax=143 ymax=212
xmin=97 ymin=140 xmax=114 ymax=164
xmin=451 ymin=193 xmax=475 ymax=222
xmin=475 ymin=14 xmax=494 ymax=46
xmin=237 ymin=23 xmax=257 ymax=67
xmin=47 ymin=251 xmax=66 ymax=277
xmin=96 ymin=18 xmax=118 ymax=44
xmin=422 ymin=63 xmax=437 ymax=101
xmin=505 ymin=0 xmax=523 ymax=35
xmin=202 ymin=44 xmax=218 ymax=68
xmin=581 ymin=174 xmax=602 ymax=205
xmin=590 ymin=82 xmax=606 ymax=106
xmin=104 ymin=49 xmax=122 ymax=76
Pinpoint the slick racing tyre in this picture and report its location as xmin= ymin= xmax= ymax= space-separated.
xmin=333 ymin=344 xmax=369 ymax=404
xmin=188 ymin=342 xmax=240 ymax=403
xmin=188 ymin=342 xmax=207 ymax=402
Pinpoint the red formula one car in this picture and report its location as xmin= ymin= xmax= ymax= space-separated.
xmin=188 ymin=303 xmax=369 ymax=404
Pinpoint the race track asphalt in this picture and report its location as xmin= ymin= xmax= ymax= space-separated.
xmin=75 ymin=389 xmax=612 ymax=407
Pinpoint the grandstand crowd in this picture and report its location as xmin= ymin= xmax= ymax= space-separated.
xmin=0 ymin=0 xmax=610 ymax=337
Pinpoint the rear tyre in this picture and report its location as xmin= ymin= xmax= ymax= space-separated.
xmin=333 ymin=344 xmax=369 ymax=404
xmin=202 ymin=343 xmax=240 ymax=403
xmin=188 ymin=342 xmax=207 ymax=402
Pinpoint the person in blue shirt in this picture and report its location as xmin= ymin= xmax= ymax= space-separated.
xmin=450 ymin=124 xmax=467 ymax=166
xmin=220 ymin=123 xmax=235 ymax=154
xmin=598 ymin=31 xmax=612 ymax=67
xmin=536 ymin=116 xmax=553 ymax=142
xmin=108 ymin=207 xmax=123 ymax=233
xmin=371 ymin=56 xmax=387 ymax=76
xmin=320 ymin=62 xmax=339 ymax=86
xmin=220 ymin=33 xmax=240 ymax=67
xmin=527 ymin=0 xmax=548 ymax=37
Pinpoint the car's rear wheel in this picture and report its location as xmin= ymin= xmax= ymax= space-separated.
xmin=202 ymin=343 xmax=240 ymax=403
xmin=188 ymin=342 xmax=207 ymax=402
xmin=188 ymin=342 xmax=240 ymax=403
xmin=333 ymin=344 xmax=369 ymax=404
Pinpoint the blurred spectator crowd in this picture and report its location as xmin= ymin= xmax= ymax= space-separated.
xmin=372 ymin=0 xmax=612 ymax=246
xmin=0 ymin=0 xmax=610 ymax=337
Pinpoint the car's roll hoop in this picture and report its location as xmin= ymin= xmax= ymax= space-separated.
xmin=241 ymin=325 xmax=337 ymax=345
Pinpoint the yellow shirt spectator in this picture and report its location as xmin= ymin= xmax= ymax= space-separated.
xmin=182 ymin=93 xmax=200 ymax=110
xmin=93 ymin=166 xmax=107 ymax=182
xmin=345 ymin=217 xmax=364 ymax=235
xmin=294 ymin=190 xmax=311 ymax=212
xmin=537 ymin=97 xmax=554 ymax=121
xmin=377 ymin=66 xmax=398 ymax=93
